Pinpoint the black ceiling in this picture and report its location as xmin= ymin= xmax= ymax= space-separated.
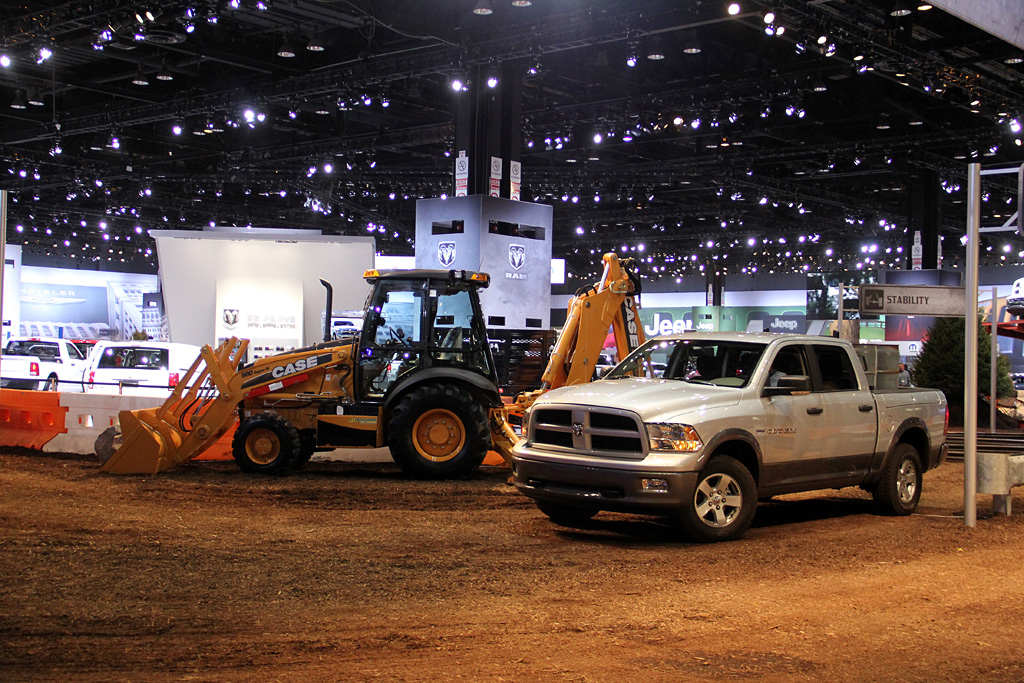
xmin=1 ymin=0 xmax=1022 ymax=282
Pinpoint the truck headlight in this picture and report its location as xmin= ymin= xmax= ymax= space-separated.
xmin=646 ymin=423 xmax=703 ymax=452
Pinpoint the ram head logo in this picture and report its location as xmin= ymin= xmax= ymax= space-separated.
xmin=508 ymin=244 xmax=526 ymax=271
xmin=438 ymin=241 xmax=457 ymax=267
xmin=222 ymin=308 xmax=239 ymax=328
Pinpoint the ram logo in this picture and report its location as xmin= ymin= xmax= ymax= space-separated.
xmin=222 ymin=308 xmax=239 ymax=329
xmin=438 ymin=241 xmax=456 ymax=267
xmin=509 ymin=244 xmax=526 ymax=271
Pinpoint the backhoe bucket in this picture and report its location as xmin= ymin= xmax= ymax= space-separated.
xmin=98 ymin=338 xmax=249 ymax=474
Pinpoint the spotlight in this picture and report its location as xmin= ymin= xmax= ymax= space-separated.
xmin=486 ymin=75 xmax=498 ymax=88
xmin=727 ymin=3 xmax=741 ymax=16
xmin=763 ymin=8 xmax=776 ymax=23
xmin=0 ymin=54 xmax=10 ymax=68
xmin=451 ymin=77 xmax=465 ymax=91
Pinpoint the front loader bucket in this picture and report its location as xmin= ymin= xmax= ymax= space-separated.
xmin=97 ymin=337 xmax=249 ymax=475
xmin=100 ymin=407 xmax=184 ymax=474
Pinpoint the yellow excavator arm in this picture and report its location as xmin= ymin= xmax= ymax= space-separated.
xmin=488 ymin=252 xmax=644 ymax=464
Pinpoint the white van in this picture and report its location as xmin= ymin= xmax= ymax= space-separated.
xmin=84 ymin=341 xmax=202 ymax=397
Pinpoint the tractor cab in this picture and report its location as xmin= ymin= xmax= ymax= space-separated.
xmin=356 ymin=269 xmax=498 ymax=403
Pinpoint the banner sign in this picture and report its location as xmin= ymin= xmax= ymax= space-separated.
xmin=454 ymin=151 xmax=468 ymax=197
xmin=489 ymin=156 xmax=502 ymax=197
xmin=510 ymin=160 xmax=521 ymax=200
xmin=859 ymin=284 xmax=965 ymax=316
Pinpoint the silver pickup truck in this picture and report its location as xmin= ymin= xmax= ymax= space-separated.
xmin=512 ymin=332 xmax=948 ymax=542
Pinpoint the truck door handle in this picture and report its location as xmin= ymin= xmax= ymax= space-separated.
xmin=859 ymin=404 xmax=874 ymax=412
xmin=806 ymin=407 xmax=823 ymax=415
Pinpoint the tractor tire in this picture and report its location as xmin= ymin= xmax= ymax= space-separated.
xmin=293 ymin=429 xmax=317 ymax=469
xmin=872 ymin=443 xmax=922 ymax=516
xmin=388 ymin=383 xmax=489 ymax=479
xmin=678 ymin=455 xmax=757 ymax=543
xmin=232 ymin=415 xmax=300 ymax=475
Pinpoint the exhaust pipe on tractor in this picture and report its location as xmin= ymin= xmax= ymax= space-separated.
xmin=320 ymin=278 xmax=333 ymax=343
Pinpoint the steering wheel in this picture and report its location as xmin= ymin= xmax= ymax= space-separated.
xmin=388 ymin=326 xmax=410 ymax=345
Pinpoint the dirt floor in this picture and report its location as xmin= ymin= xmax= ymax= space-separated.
xmin=2 ymin=449 xmax=1024 ymax=683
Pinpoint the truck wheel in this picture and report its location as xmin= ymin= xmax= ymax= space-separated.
xmin=232 ymin=415 xmax=300 ymax=475
xmin=872 ymin=443 xmax=922 ymax=516
xmin=535 ymin=499 xmax=597 ymax=527
xmin=293 ymin=429 xmax=317 ymax=469
xmin=388 ymin=383 xmax=489 ymax=479
xmin=679 ymin=456 xmax=757 ymax=543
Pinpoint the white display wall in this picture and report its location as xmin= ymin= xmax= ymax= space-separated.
xmin=151 ymin=229 xmax=375 ymax=348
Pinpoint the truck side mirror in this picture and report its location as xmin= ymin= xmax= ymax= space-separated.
xmin=763 ymin=374 xmax=812 ymax=396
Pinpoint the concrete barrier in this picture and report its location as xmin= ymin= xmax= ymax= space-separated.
xmin=0 ymin=389 xmax=502 ymax=468
xmin=976 ymin=450 xmax=1024 ymax=515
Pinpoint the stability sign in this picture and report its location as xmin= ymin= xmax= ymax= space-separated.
xmin=859 ymin=284 xmax=965 ymax=316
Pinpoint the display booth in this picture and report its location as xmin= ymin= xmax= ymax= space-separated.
xmin=415 ymin=195 xmax=552 ymax=330
xmin=151 ymin=229 xmax=375 ymax=354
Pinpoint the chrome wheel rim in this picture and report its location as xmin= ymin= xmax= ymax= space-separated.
xmin=693 ymin=472 xmax=742 ymax=528
xmin=896 ymin=459 xmax=918 ymax=504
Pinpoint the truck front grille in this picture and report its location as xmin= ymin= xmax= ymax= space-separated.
xmin=529 ymin=406 xmax=646 ymax=459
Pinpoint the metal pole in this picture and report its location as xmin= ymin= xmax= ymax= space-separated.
xmin=837 ymin=282 xmax=844 ymax=336
xmin=991 ymin=287 xmax=998 ymax=433
xmin=964 ymin=163 xmax=980 ymax=528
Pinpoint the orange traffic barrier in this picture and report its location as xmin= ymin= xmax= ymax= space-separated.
xmin=0 ymin=389 xmax=67 ymax=450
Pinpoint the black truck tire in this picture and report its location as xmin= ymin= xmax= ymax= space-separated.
xmin=872 ymin=443 xmax=922 ymax=516
xmin=232 ymin=415 xmax=300 ymax=475
xmin=388 ymin=383 xmax=489 ymax=479
xmin=679 ymin=455 xmax=757 ymax=543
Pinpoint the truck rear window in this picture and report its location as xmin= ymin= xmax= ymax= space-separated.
xmin=97 ymin=347 xmax=168 ymax=370
xmin=4 ymin=341 xmax=60 ymax=360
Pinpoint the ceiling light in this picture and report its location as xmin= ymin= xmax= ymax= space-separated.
xmin=277 ymin=38 xmax=296 ymax=58
xmin=156 ymin=63 xmax=173 ymax=81
xmin=763 ymin=8 xmax=776 ymax=24
xmin=10 ymin=90 xmax=27 ymax=109
xmin=27 ymin=89 xmax=44 ymax=106
xmin=1004 ymin=55 xmax=1023 ymax=65
xmin=472 ymin=0 xmax=494 ymax=15
xmin=626 ymin=43 xmax=639 ymax=67
xmin=132 ymin=66 xmax=149 ymax=85
xmin=876 ymin=114 xmax=891 ymax=129
xmin=486 ymin=75 xmax=499 ymax=88
xmin=0 ymin=54 xmax=11 ymax=68
xmin=816 ymin=31 xmax=828 ymax=45
xmin=727 ymin=3 xmax=741 ymax=16
xmin=451 ymin=77 xmax=465 ymax=91
xmin=890 ymin=1 xmax=912 ymax=17
xmin=646 ymin=38 xmax=665 ymax=61
xmin=917 ymin=3 xmax=933 ymax=9
xmin=813 ymin=75 xmax=828 ymax=92
xmin=306 ymin=32 xmax=324 ymax=52
xmin=511 ymin=0 xmax=533 ymax=6
xmin=682 ymin=32 xmax=702 ymax=54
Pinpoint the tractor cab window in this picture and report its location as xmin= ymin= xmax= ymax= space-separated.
xmin=359 ymin=282 xmax=425 ymax=399
xmin=430 ymin=287 xmax=492 ymax=376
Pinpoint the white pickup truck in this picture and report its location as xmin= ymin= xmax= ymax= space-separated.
xmin=0 ymin=336 xmax=89 ymax=391
xmin=512 ymin=332 xmax=948 ymax=542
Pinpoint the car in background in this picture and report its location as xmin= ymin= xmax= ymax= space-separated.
xmin=70 ymin=339 xmax=99 ymax=359
xmin=1 ymin=336 xmax=88 ymax=391
xmin=1007 ymin=277 xmax=1024 ymax=316
xmin=84 ymin=341 xmax=202 ymax=397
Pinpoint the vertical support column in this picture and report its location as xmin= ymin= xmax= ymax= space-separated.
xmin=452 ymin=62 xmax=523 ymax=199
xmin=964 ymin=163 xmax=980 ymax=528
xmin=908 ymin=169 xmax=940 ymax=269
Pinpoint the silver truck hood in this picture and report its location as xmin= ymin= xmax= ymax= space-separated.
xmin=535 ymin=378 xmax=743 ymax=423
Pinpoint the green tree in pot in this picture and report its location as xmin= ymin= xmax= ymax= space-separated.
xmin=912 ymin=316 xmax=1016 ymax=429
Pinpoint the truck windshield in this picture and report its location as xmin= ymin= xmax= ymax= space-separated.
xmin=604 ymin=338 xmax=768 ymax=388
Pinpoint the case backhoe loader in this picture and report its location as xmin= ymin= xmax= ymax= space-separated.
xmin=97 ymin=253 xmax=643 ymax=477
